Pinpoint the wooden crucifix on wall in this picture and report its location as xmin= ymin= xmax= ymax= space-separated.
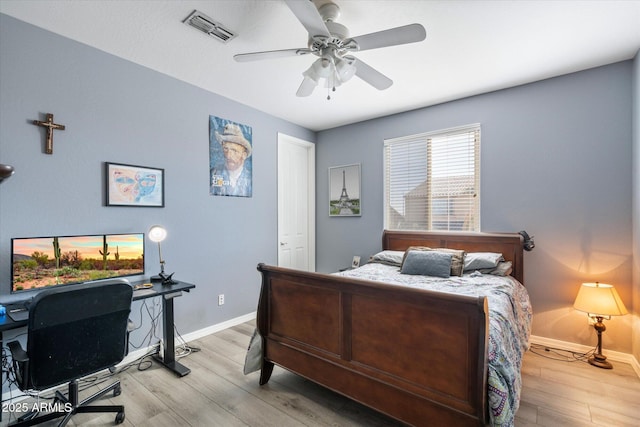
xmin=32 ymin=113 xmax=65 ymax=154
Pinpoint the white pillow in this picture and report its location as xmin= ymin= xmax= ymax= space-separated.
xmin=243 ymin=329 xmax=263 ymax=375
xmin=477 ymin=261 xmax=513 ymax=276
xmin=463 ymin=252 xmax=504 ymax=271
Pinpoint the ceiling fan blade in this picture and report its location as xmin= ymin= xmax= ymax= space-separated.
xmin=284 ymin=0 xmax=331 ymax=39
xmin=350 ymin=23 xmax=426 ymax=52
xmin=234 ymin=48 xmax=312 ymax=62
xmin=354 ymin=58 xmax=393 ymax=90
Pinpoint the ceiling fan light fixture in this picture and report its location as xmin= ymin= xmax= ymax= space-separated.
xmin=299 ymin=56 xmax=333 ymax=94
xmin=301 ymin=66 xmax=319 ymax=83
xmin=298 ymin=53 xmax=356 ymax=97
xmin=309 ymin=57 xmax=332 ymax=79
xmin=335 ymin=56 xmax=356 ymax=82
xmin=297 ymin=75 xmax=318 ymax=97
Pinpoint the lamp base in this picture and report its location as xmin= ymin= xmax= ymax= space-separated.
xmin=588 ymin=354 xmax=613 ymax=369
xmin=150 ymin=271 xmax=176 ymax=285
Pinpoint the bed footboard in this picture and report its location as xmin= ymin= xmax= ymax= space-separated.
xmin=256 ymin=263 xmax=489 ymax=426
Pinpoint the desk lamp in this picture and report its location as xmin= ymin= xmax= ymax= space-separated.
xmin=148 ymin=225 xmax=174 ymax=284
xmin=573 ymin=282 xmax=628 ymax=369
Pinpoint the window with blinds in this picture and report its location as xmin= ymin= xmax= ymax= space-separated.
xmin=384 ymin=124 xmax=480 ymax=232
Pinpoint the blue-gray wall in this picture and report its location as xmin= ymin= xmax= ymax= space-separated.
xmin=0 ymin=14 xmax=314 ymax=343
xmin=1 ymin=12 xmax=636 ymax=359
xmin=316 ymin=62 xmax=635 ymax=352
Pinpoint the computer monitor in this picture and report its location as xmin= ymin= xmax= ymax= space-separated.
xmin=11 ymin=233 xmax=144 ymax=294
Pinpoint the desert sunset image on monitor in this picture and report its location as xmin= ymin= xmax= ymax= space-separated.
xmin=11 ymin=233 xmax=144 ymax=292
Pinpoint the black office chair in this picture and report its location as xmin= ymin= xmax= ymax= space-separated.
xmin=7 ymin=279 xmax=133 ymax=426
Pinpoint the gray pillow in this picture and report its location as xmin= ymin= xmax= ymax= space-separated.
xmin=401 ymin=246 xmax=465 ymax=276
xmin=369 ymin=250 xmax=404 ymax=266
xmin=400 ymin=250 xmax=452 ymax=278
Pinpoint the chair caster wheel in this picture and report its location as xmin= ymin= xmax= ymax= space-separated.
xmin=115 ymin=410 xmax=125 ymax=424
xmin=113 ymin=384 xmax=121 ymax=397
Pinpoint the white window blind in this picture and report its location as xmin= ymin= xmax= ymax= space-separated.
xmin=384 ymin=124 xmax=480 ymax=232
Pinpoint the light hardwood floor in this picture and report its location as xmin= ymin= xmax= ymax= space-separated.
xmin=2 ymin=321 xmax=639 ymax=426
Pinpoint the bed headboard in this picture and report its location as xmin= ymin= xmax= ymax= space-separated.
xmin=382 ymin=230 xmax=525 ymax=284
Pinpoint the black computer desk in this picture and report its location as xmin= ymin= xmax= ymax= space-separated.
xmin=0 ymin=279 xmax=195 ymax=378
xmin=131 ymin=279 xmax=196 ymax=377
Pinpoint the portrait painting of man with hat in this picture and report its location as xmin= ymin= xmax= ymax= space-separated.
xmin=209 ymin=116 xmax=252 ymax=197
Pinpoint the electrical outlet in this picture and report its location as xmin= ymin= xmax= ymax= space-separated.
xmin=218 ymin=294 xmax=225 ymax=306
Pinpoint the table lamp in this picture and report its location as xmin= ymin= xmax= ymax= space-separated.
xmin=148 ymin=225 xmax=174 ymax=284
xmin=573 ymin=282 xmax=628 ymax=369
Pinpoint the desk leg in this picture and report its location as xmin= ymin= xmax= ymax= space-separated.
xmin=153 ymin=293 xmax=191 ymax=377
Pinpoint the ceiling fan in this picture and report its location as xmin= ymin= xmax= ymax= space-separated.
xmin=233 ymin=0 xmax=426 ymax=99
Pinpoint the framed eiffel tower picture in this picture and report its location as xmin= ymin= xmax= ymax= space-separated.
xmin=329 ymin=163 xmax=361 ymax=217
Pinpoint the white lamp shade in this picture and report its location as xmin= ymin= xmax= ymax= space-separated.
xmin=297 ymin=76 xmax=318 ymax=97
xmin=303 ymin=57 xmax=331 ymax=81
xmin=573 ymin=282 xmax=628 ymax=316
xmin=148 ymin=225 xmax=167 ymax=243
xmin=298 ymin=54 xmax=356 ymax=96
xmin=335 ymin=56 xmax=356 ymax=82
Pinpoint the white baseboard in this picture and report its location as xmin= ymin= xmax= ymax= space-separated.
xmin=530 ymin=335 xmax=640 ymax=379
xmin=119 ymin=311 xmax=257 ymax=366
xmin=2 ymin=312 xmax=258 ymax=403
xmin=180 ymin=311 xmax=256 ymax=343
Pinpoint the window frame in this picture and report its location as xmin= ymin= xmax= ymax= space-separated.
xmin=383 ymin=124 xmax=481 ymax=232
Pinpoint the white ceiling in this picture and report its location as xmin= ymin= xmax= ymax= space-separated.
xmin=2 ymin=0 xmax=639 ymax=131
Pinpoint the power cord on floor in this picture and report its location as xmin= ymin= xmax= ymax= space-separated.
xmin=529 ymin=343 xmax=596 ymax=363
xmin=173 ymin=324 xmax=201 ymax=359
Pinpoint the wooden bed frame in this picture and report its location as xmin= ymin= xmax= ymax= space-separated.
xmin=256 ymin=230 xmax=524 ymax=426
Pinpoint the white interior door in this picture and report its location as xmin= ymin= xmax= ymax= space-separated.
xmin=277 ymin=134 xmax=315 ymax=271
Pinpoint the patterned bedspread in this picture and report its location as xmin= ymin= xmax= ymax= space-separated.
xmin=336 ymin=263 xmax=532 ymax=427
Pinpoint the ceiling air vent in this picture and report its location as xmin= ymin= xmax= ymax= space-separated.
xmin=183 ymin=10 xmax=236 ymax=43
